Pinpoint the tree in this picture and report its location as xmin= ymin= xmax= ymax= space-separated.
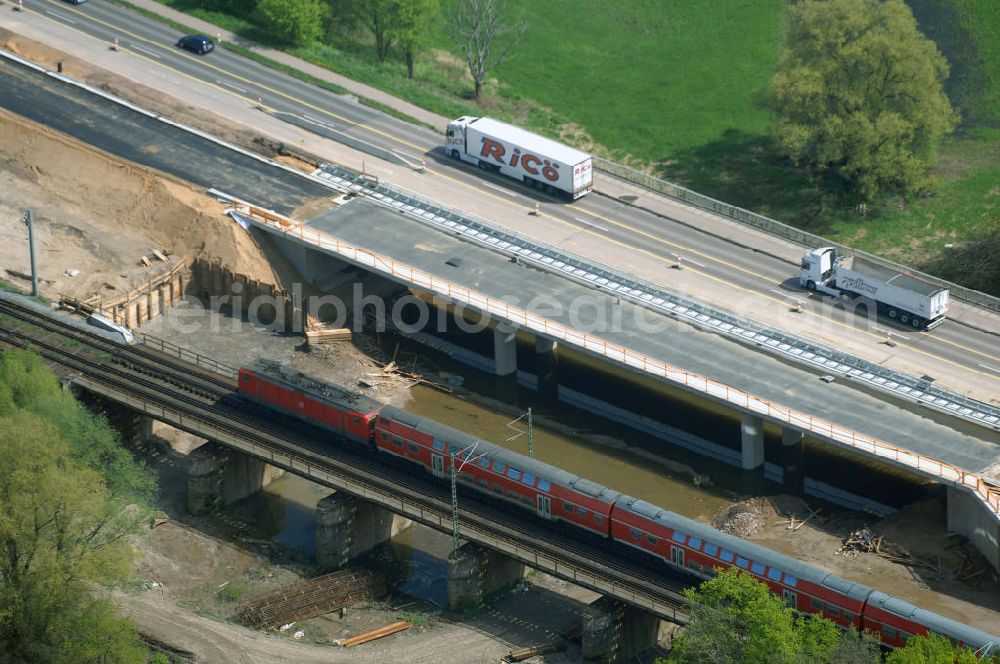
xmin=351 ymin=0 xmax=401 ymax=62
xmin=396 ymin=0 xmax=439 ymax=78
xmin=448 ymin=0 xmax=525 ymax=100
xmin=0 ymin=350 xmax=154 ymax=662
xmin=886 ymin=632 xmax=982 ymax=664
xmin=667 ymin=568 xmax=879 ymax=664
xmin=769 ymin=0 xmax=958 ymax=198
xmin=254 ymin=0 xmax=325 ymax=46
xmin=669 ymin=568 xmax=814 ymax=663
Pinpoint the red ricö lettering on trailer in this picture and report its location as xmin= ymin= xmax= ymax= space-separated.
xmin=479 ymin=137 xmax=560 ymax=182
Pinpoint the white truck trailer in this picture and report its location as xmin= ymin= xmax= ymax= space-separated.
xmin=445 ymin=116 xmax=593 ymax=200
xmin=799 ymin=247 xmax=949 ymax=329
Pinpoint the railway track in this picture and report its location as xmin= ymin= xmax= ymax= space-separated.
xmin=0 ymin=301 xmax=693 ymax=620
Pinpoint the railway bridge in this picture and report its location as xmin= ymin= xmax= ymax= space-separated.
xmin=0 ymin=293 xmax=683 ymax=659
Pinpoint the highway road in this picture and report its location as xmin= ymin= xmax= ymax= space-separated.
xmin=2 ymin=0 xmax=999 ymax=410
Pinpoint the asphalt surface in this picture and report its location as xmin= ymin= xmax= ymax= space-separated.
xmin=16 ymin=0 xmax=1000 ymax=398
xmin=300 ymin=200 xmax=1000 ymax=473
xmin=0 ymin=56 xmax=329 ymax=214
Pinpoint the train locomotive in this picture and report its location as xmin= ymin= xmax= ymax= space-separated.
xmin=238 ymin=359 xmax=1000 ymax=655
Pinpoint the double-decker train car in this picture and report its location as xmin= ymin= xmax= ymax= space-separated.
xmin=373 ymin=405 xmax=619 ymax=535
xmin=238 ymin=360 xmax=383 ymax=443
xmin=237 ymin=361 xmax=1000 ymax=655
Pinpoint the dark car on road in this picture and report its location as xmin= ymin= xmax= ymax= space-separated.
xmin=177 ymin=35 xmax=214 ymax=55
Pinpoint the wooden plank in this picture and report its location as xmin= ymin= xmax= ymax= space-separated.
xmin=341 ymin=621 xmax=411 ymax=648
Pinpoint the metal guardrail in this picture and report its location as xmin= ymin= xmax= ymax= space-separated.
xmin=592 ymin=157 xmax=1000 ymax=314
xmin=227 ymin=197 xmax=1000 ymax=525
xmin=314 ymin=165 xmax=1000 ymax=433
xmin=140 ymin=333 xmax=238 ymax=377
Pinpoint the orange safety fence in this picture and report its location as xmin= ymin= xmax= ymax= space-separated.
xmin=230 ymin=199 xmax=1000 ymax=523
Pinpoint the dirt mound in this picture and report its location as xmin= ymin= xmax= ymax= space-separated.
xmin=0 ymin=108 xmax=287 ymax=299
xmin=713 ymin=497 xmax=769 ymax=537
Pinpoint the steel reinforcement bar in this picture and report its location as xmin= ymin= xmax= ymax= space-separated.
xmin=592 ymin=158 xmax=1000 ymax=314
xmin=226 ymin=198 xmax=1000 ymax=527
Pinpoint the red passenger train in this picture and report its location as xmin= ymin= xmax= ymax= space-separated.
xmin=238 ymin=360 xmax=1000 ymax=656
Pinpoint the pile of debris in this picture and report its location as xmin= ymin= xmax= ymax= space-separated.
xmin=836 ymin=527 xmax=883 ymax=557
xmin=713 ymin=499 xmax=767 ymax=537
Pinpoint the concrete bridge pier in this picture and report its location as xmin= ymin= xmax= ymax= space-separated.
xmin=535 ymin=335 xmax=559 ymax=400
xmin=187 ymin=442 xmax=286 ymax=515
xmin=947 ymin=486 xmax=1000 ymax=573
xmin=740 ymin=413 xmax=764 ymax=470
xmin=493 ymin=323 xmax=519 ymax=402
xmin=781 ymin=428 xmax=805 ymax=496
xmin=446 ymin=542 xmax=526 ymax=612
xmin=581 ymin=596 xmax=660 ymax=663
xmin=314 ymin=492 xmax=396 ymax=570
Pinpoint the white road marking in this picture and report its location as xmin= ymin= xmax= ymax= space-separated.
xmin=671 ymin=252 xmax=706 ymax=268
xmin=771 ymin=289 xmax=803 ymax=301
xmin=480 ymin=181 xmax=516 ymax=197
xmin=574 ymin=216 xmax=609 ymax=232
xmin=131 ymin=45 xmax=161 ymax=60
xmin=979 ymin=363 xmax=1000 ymax=374
xmin=875 ymin=327 xmax=911 ymax=342
xmin=45 ymin=10 xmax=77 ymax=25
xmin=216 ymin=79 xmax=247 ymax=94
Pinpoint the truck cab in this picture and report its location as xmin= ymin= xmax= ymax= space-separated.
xmin=799 ymin=247 xmax=839 ymax=295
xmin=444 ymin=117 xmax=472 ymax=161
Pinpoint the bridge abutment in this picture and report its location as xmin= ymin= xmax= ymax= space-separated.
xmin=581 ymin=596 xmax=660 ymax=663
xmin=781 ymin=427 xmax=805 ymax=496
xmin=740 ymin=413 xmax=764 ymax=470
xmin=187 ymin=442 xmax=285 ymax=515
xmin=446 ymin=542 xmax=526 ymax=612
xmin=314 ymin=492 xmax=396 ymax=569
xmin=947 ymin=486 xmax=1000 ymax=572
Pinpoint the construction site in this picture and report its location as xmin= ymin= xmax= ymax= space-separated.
xmin=2 ymin=23 xmax=1000 ymax=664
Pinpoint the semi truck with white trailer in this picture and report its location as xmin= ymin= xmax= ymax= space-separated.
xmin=444 ymin=116 xmax=593 ymax=200
xmin=799 ymin=247 xmax=949 ymax=329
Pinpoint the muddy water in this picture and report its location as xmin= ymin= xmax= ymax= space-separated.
xmin=237 ymin=473 xmax=332 ymax=553
xmin=402 ymin=385 xmax=733 ymax=521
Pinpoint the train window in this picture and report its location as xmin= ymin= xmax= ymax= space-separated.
xmin=242 ymin=374 xmax=250 ymax=381
xmin=352 ymin=416 xmax=362 ymax=425
xmin=492 ymin=485 xmax=503 ymax=495
xmin=735 ymin=556 xmax=749 ymax=569
xmin=827 ymin=607 xmax=840 ymax=618
xmin=478 ymin=456 xmax=489 ymax=468
xmin=882 ymin=625 xmax=897 ymax=639
xmin=671 ymin=531 xmax=687 ymax=544
xmin=506 ymin=468 xmax=521 ymax=481
xmin=899 ymin=631 xmax=912 ymax=644
xmin=783 ymin=575 xmax=798 ymax=587
xmin=380 ymin=431 xmax=390 ymax=443
xmin=579 ymin=508 xmax=588 ymax=519
xmin=407 ymin=442 xmax=419 ymax=454
xmin=477 ymin=478 xmax=488 ymax=488
xmin=521 ymin=496 xmax=533 ymax=507
xmin=751 ymin=562 xmax=765 ymax=575
xmin=810 ymin=598 xmax=824 ymax=611
xmin=494 ymin=462 xmax=506 ymax=474
xmin=646 ymin=534 xmax=657 ymax=546
xmin=391 ymin=436 xmax=405 ymax=448
xmin=720 ymin=550 xmax=734 ymax=563
xmin=688 ymin=537 xmax=702 ymax=550
xmin=704 ymin=543 xmax=718 ymax=556
xmin=629 ymin=528 xmax=642 ymax=540
xmin=594 ymin=515 xmax=604 ymax=525
xmin=537 ymin=480 xmax=551 ymax=492
xmin=564 ymin=503 xmax=575 ymax=513
xmin=844 ymin=612 xmax=854 ymax=623
xmin=783 ymin=590 xmax=797 ymax=608
xmin=433 ymin=440 xmax=445 ymax=452
xmin=521 ymin=473 xmax=535 ymax=486
xmin=767 ymin=568 xmax=782 ymax=582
